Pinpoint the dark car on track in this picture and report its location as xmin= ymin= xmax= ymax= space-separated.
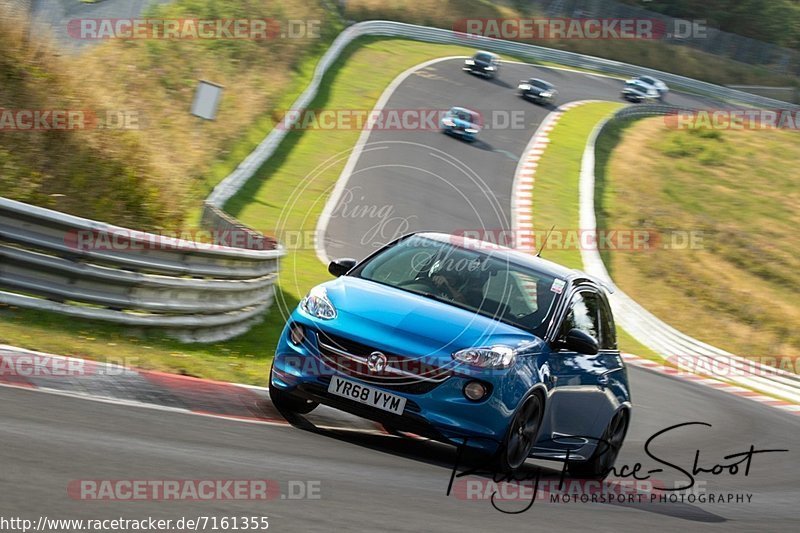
xmin=518 ymin=78 xmax=558 ymax=104
xmin=463 ymin=51 xmax=501 ymax=79
xmin=270 ymin=233 xmax=632 ymax=475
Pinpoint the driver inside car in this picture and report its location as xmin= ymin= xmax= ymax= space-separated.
xmin=431 ymin=267 xmax=468 ymax=303
xmin=430 ymin=257 xmax=490 ymax=306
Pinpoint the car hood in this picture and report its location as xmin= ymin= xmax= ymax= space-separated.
xmin=450 ymin=118 xmax=478 ymax=129
xmin=317 ymin=277 xmax=541 ymax=358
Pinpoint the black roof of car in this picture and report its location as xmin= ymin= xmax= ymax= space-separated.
xmin=416 ymin=232 xmax=601 ymax=286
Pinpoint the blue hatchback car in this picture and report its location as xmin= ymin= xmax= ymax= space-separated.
xmin=440 ymin=107 xmax=481 ymax=142
xmin=270 ymin=233 xmax=631 ymax=475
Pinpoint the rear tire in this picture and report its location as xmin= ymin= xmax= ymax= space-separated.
xmin=268 ymin=366 xmax=318 ymax=415
xmin=568 ymin=409 xmax=629 ymax=479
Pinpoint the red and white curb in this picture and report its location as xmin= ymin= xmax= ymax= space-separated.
xmin=0 ymin=344 xmax=386 ymax=432
xmin=511 ymin=100 xmax=603 ymax=252
xmin=510 ymin=103 xmax=799 ymax=417
xmin=623 ymin=354 xmax=800 ymax=416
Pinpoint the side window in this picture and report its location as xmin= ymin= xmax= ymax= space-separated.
xmin=598 ymin=298 xmax=617 ymax=350
xmin=560 ymin=291 xmax=600 ymax=342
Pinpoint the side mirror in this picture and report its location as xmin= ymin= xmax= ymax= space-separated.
xmin=328 ymin=258 xmax=356 ymax=277
xmin=561 ymin=328 xmax=599 ymax=355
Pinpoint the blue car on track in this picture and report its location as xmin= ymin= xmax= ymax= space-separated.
xmin=440 ymin=107 xmax=481 ymax=142
xmin=270 ymin=233 xmax=631 ymax=475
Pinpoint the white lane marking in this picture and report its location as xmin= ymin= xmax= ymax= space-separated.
xmin=315 ymin=56 xmax=466 ymax=265
xmin=0 ymin=381 xmax=388 ymax=433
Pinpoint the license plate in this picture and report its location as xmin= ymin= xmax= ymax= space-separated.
xmin=327 ymin=376 xmax=406 ymax=415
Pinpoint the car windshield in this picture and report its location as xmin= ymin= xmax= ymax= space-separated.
xmin=531 ymin=80 xmax=550 ymax=89
xmin=640 ymin=76 xmax=655 ymax=85
xmin=351 ymin=235 xmax=562 ymax=337
xmin=450 ymin=109 xmax=473 ymax=122
xmin=475 ymin=53 xmax=493 ymax=63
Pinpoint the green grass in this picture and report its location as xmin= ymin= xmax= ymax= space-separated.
xmin=0 ymin=38 xmax=479 ymax=385
xmin=599 ymin=117 xmax=800 ymax=359
xmin=528 ymin=102 xmax=622 ymax=270
xmin=527 ymin=101 xmax=661 ymax=359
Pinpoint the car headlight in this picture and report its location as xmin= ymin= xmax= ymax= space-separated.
xmin=465 ymin=127 xmax=479 ymax=134
xmin=540 ymin=91 xmax=552 ymax=98
xmin=442 ymin=118 xmax=456 ymax=127
xmin=299 ymin=286 xmax=336 ymax=320
xmin=452 ymin=345 xmax=515 ymax=369
xmin=518 ymin=84 xmax=531 ymax=91
xmin=465 ymin=59 xmax=475 ymax=65
xmin=485 ymin=66 xmax=496 ymax=71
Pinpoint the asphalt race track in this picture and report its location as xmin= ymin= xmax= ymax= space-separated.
xmin=321 ymin=58 xmax=716 ymax=260
xmin=1 ymin=58 xmax=798 ymax=531
xmin=2 ymin=368 xmax=798 ymax=530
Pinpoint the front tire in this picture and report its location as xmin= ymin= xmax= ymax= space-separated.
xmin=568 ymin=409 xmax=629 ymax=479
xmin=268 ymin=366 xmax=318 ymax=415
xmin=497 ymin=393 xmax=544 ymax=472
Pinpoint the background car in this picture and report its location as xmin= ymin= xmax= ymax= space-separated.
xmin=621 ymin=79 xmax=660 ymax=103
xmin=518 ymin=78 xmax=558 ymax=104
xmin=634 ymin=75 xmax=669 ymax=99
xmin=463 ymin=51 xmax=500 ymax=78
xmin=440 ymin=107 xmax=481 ymax=141
xmin=270 ymin=233 xmax=631 ymax=475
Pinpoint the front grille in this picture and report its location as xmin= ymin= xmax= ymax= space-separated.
xmin=315 ymin=331 xmax=452 ymax=395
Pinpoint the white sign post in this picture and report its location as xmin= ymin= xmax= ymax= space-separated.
xmin=191 ymin=80 xmax=224 ymax=120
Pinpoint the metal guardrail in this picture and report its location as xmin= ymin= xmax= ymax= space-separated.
xmin=579 ymin=105 xmax=800 ymax=403
xmin=208 ymin=20 xmax=799 ymax=209
xmin=0 ymin=197 xmax=284 ymax=342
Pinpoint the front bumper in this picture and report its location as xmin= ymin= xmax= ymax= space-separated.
xmin=271 ymin=320 xmax=521 ymax=453
xmin=622 ymin=92 xmax=646 ymax=102
xmin=463 ymin=65 xmax=494 ymax=76
xmin=442 ymin=126 xmax=477 ymax=140
xmin=521 ymin=92 xmax=551 ymax=102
